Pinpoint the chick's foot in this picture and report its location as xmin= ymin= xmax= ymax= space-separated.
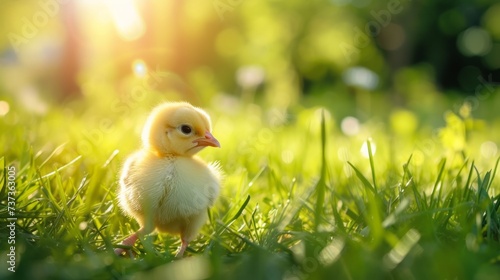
xmin=114 ymin=232 xmax=139 ymax=256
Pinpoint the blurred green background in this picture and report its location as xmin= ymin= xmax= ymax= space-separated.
xmin=0 ymin=0 xmax=499 ymax=110
xmin=1 ymin=0 xmax=500 ymax=169
xmin=2 ymin=0 xmax=500 ymax=279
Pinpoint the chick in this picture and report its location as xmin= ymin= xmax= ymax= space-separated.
xmin=114 ymin=102 xmax=221 ymax=258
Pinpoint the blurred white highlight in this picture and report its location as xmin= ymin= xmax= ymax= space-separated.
xmin=341 ymin=116 xmax=360 ymax=136
xmin=105 ymin=0 xmax=145 ymax=41
xmin=360 ymin=140 xmax=376 ymax=158
xmin=342 ymin=67 xmax=379 ymax=90
xmin=480 ymin=141 xmax=498 ymax=159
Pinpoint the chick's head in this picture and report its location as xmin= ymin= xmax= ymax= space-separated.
xmin=142 ymin=102 xmax=220 ymax=157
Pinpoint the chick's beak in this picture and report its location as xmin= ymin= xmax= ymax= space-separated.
xmin=193 ymin=131 xmax=221 ymax=148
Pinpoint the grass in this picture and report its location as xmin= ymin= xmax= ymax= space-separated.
xmin=1 ymin=91 xmax=500 ymax=280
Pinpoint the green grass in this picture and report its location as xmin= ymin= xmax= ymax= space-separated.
xmin=1 ymin=91 xmax=500 ymax=280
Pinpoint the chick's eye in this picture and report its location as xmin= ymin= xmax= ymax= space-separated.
xmin=179 ymin=125 xmax=192 ymax=135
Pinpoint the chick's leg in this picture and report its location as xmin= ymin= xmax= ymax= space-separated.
xmin=175 ymin=239 xmax=189 ymax=258
xmin=114 ymin=227 xmax=152 ymax=256
xmin=114 ymin=233 xmax=139 ymax=255
xmin=175 ymin=213 xmax=208 ymax=258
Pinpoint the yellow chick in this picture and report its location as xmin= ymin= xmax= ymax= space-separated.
xmin=114 ymin=102 xmax=221 ymax=258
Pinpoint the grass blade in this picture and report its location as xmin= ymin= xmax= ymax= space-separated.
xmin=429 ymin=158 xmax=446 ymax=209
xmin=348 ymin=162 xmax=376 ymax=195
xmin=228 ymin=194 xmax=251 ymax=224
xmin=366 ymin=138 xmax=377 ymax=192
xmin=315 ymin=109 xmax=328 ymax=231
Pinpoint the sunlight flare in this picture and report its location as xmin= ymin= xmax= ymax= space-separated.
xmin=105 ymin=0 xmax=145 ymax=41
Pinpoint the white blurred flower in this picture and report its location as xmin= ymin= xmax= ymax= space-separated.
xmin=236 ymin=65 xmax=265 ymax=89
xmin=457 ymin=27 xmax=492 ymax=57
xmin=341 ymin=116 xmax=360 ymax=136
xmin=342 ymin=66 xmax=379 ymax=90
xmin=20 ymin=86 xmax=48 ymax=115
xmin=212 ymin=93 xmax=241 ymax=115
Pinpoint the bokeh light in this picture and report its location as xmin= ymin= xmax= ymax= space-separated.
xmin=132 ymin=59 xmax=148 ymax=78
xmin=0 ymin=101 xmax=10 ymax=116
xmin=457 ymin=27 xmax=492 ymax=56
xmin=19 ymin=87 xmax=48 ymax=115
xmin=341 ymin=116 xmax=360 ymax=136
xmin=390 ymin=109 xmax=418 ymax=136
xmin=105 ymin=0 xmax=145 ymax=41
xmin=482 ymin=3 xmax=500 ymax=40
xmin=79 ymin=221 xmax=88 ymax=231
xmin=236 ymin=66 xmax=265 ymax=89
xmin=342 ymin=67 xmax=379 ymax=90
xmin=480 ymin=141 xmax=498 ymax=159
xmin=360 ymin=140 xmax=376 ymax=158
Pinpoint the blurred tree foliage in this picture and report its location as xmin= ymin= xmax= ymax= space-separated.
xmin=0 ymin=0 xmax=499 ymax=108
